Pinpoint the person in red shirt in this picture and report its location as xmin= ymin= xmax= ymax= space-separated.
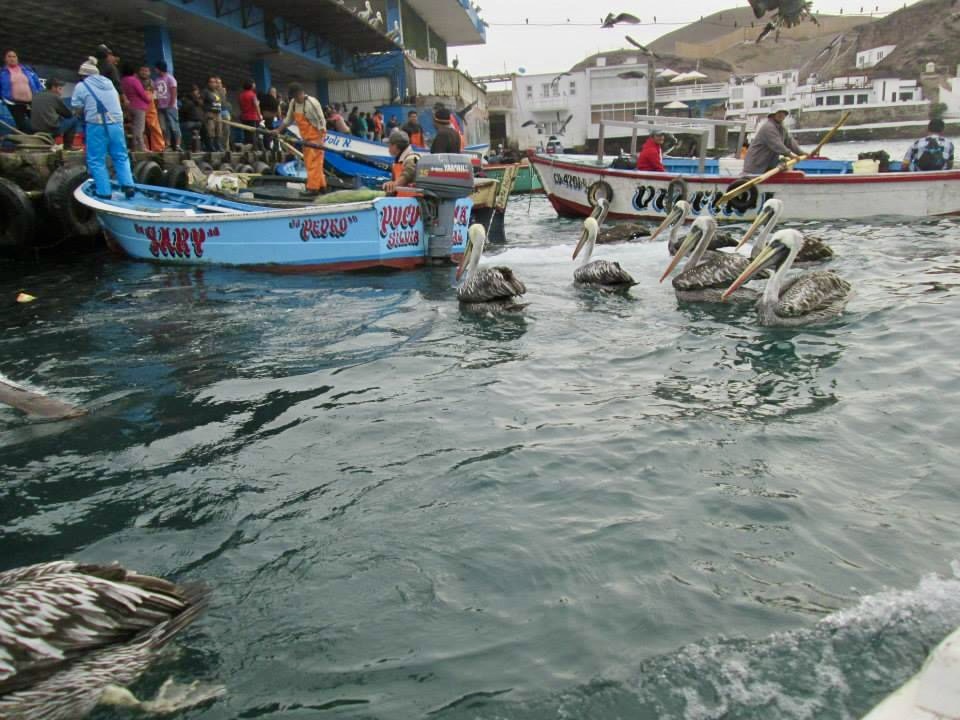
xmin=636 ymin=130 xmax=667 ymax=172
xmin=238 ymin=79 xmax=262 ymax=150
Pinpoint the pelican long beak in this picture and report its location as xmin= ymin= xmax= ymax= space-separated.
xmin=456 ymin=238 xmax=472 ymax=281
xmin=649 ymin=206 xmax=682 ymax=242
xmin=659 ymin=225 xmax=701 ymax=283
xmin=721 ymin=243 xmax=784 ymax=300
xmin=736 ymin=206 xmax=775 ymax=250
xmin=573 ymin=224 xmax=591 ymax=260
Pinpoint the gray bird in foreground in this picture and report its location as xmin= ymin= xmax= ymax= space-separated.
xmin=573 ymin=216 xmax=636 ymax=289
xmin=457 ymin=225 xmax=527 ymax=311
xmin=0 ymin=561 xmax=224 ymax=719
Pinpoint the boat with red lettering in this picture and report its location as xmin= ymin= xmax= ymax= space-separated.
xmin=74 ymin=154 xmax=475 ymax=271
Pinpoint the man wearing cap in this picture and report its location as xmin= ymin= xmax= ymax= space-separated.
xmin=30 ymin=77 xmax=80 ymax=149
xmin=382 ymin=129 xmax=419 ymax=194
xmin=430 ymin=106 xmax=462 ymax=153
xmin=636 ymin=129 xmax=667 ymax=172
xmin=71 ymin=56 xmax=136 ymax=199
xmin=743 ymin=106 xmax=804 ymax=174
xmin=274 ymin=83 xmax=327 ymax=195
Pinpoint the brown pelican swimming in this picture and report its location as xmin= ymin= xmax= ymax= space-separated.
xmin=573 ymin=216 xmax=636 ymax=289
xmin=456 ymin=224 xmax=527 ymax=311
xmin=648 ymin=202 xmax=738 ymax=255
xmin=737 ymin=198 xmax=833 ymax=262
xmin=659 ymin=216 xmax=760 ymax=303
xmin=722 ymin=229 xmax=851 ymax=326
xmin=589 ymin=198 xmax=650 ymax=244
xmin=0 ymin=561 xmax=224 ymax=719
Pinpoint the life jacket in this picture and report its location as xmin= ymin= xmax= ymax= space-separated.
xmin=917 ymin=137 xmax=947 ymax=171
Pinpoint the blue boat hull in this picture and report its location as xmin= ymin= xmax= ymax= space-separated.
xmin=76 ymin=181 xmax=471 ymax=271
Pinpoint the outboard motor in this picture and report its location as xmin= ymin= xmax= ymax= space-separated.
xmin=413 ymin=153 xmax=474 ymax=262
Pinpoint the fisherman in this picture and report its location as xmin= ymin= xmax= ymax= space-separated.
xmin=401 ymin=110 xmax=425 ymax=148
xmin=382 ymin=129 xmax=419 ymax=195
xmin=30 ymin=77 xmax=80 ymax=149
xmin=430 ymin=106 xmax=462 ymax=153
xmin=903 ymin=118 xmax=954 ymax=172
xmin=201 ymin=75 xmax=223 ymax=152
xmin=636 ymin=129 xmax=667 ymax=172
xmin=274 ymin=82 xmax=327 ymax=195
xmin=743 ymin=106 xmax=804 ymax=174
xmin=70 ymin=56 xmax=136 ymax=199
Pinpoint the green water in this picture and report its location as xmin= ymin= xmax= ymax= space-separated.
xmin=2 ymin=198 xmax=959 ymax=719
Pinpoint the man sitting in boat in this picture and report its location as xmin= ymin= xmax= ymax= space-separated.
xmin=636 ymin=130 xmax=667 ymax=172
xmin=743 ymin=106 xmax=805 ymax=174
xmin=382 ymin=129 xmax=420 ymax=195
xmin=903 ymin=118 xmax=954 ymax=171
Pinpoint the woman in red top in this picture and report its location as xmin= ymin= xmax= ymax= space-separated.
xmin=238 ymin=79 xmax=262 ymax=150
xmin=636 ymin=130 xmax=666 ymax=172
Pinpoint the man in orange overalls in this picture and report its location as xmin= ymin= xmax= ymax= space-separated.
xmin=275 ymin=82 xmax=327 ymax=195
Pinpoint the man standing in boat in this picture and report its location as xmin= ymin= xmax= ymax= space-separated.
xmin=71 ymin=56 xmax=136 ymax=199
xmin=382 ymin=129 xmax=419 ymax=195
xmin=274 ymin=83 xmax=327 ymax=196
xmin=743 ymin=106 xmax=804 ymax=174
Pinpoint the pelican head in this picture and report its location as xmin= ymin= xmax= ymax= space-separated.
xmin=574 ymin=216 xmax=599 ymax=261
xmin=737 ymin=198 xmax=784 ymax=250
xmin=456 ymin=224 xmax=486 ymax=281
xmin=589 ymin=197 xmax=609 ymax=225
xmin=649 ymin=200 xmax=690 ymax=243
xmin=722 ymin=228 xmax=801 ymax=300
xmin=659 ymin=215 xmax=716 ymax=283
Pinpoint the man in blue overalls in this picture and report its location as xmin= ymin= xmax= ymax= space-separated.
xmin=70 ymin=56 xmax=136 ymax=199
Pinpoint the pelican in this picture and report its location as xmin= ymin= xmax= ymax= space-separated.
xmin=357 ymin=0 xmax=373 ymax=21
xmin=660 ymin=216 xmax=760 ymax=302
xmin=371 ymin=10 xmax=384 ymax=27
xmin=589 ymin=198 xmax=650 ymax=243
xmin=737 ymin=199 xmax=834 ymax=262
xmin=573 ymin=217 xmax=636 ymax=289
xmin=0 ymin=561 xmax=224 ymax=719
xmin=722 ymin=229 xmax=851 ymax=326
xmin=601 ymin=11 xmax=642 ymax=27
xmin=648 ymin=202 xmax=739 ymax=255
xmin=456 ymin=224 xmax=527 ymax=310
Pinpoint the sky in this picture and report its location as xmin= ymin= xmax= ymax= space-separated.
xmin=453 ymin=0 xmax=923 ymax=80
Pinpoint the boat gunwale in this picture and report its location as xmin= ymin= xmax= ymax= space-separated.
xmin=529 ymin=153 xmax=960 ymax=185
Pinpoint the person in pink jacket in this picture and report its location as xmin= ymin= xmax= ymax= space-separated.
xmin=120 ymin=61 xmax=150 ymax=151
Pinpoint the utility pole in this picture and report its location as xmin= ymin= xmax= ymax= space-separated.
xmin=647 ymin=54 xmax=656 ymax=115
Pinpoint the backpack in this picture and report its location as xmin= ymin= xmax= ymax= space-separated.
xmin=916 ymin=137 xmax=946 ymax=171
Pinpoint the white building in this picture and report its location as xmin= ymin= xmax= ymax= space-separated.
xmin=510 ymin=69 xmax=589 ymax=150
xmin=856 ymin=45 xmax=897 ymax=69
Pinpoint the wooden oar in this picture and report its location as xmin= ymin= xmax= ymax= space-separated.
xmin=717 ymin=110 xmax=851 ymax=206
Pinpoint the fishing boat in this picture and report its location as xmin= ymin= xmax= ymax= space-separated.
xmin=531 ymin=117 xmax=960 ymax=221
xmin=75 ymin=154 xmax=476 ymax=272
xmin=483 ymin=159 xmax=543 ymax=194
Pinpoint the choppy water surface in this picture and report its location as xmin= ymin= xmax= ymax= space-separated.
xmin=2 ymin=196 xmax=959 ymax=720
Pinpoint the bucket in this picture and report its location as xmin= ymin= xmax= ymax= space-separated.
xmin=852 ymin=159 xmax=880 ymax=174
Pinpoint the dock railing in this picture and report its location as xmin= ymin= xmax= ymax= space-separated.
xmin=597 ymin=115 xmax=748 ymax=174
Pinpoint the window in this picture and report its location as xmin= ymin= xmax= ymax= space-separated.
xmin=857 ymin=94 xmax=869 ymax=104
xmin=843 ymin=94 xmax=855 ymax=105
xmin=526 ymin=85 xmax=532 ymax=99
xmin=826 ymin=95 xmax=840 ymax=106
xmin=816 ymin=96 xmax=824 ymax=106
xmin=552 ymin=84 xmax=560 ymax=97
xmin=569 ymin=81 xmax=576 ymax=96
xmin=762 ymin=85 xmax=784 ymax=97
xmin=891 ymin=92 xmax=897 ymax=102
xmin=590 ymin=102 xmax=645 ymax=124
xmin=541 ymin=83 xmax=551 ymax=98
xmin=731 ymin=87 xmax=743 ymax=99
xmin=900 ymin=92 xmax=913 ymax=101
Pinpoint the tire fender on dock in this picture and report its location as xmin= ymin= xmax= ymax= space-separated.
xmin=44 ymin=165 xmax=100 ymax=238
xmin=164 ymin=164 xmax=190 ymax=190
xmin=133 ymin=160 xmax=164 ymax=186
xmin=0 ymin=177 xmax=37 ymax=249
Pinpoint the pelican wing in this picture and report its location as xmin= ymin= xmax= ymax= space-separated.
xmin=0 ymin=562 xmax=200 ymax=695
xmin=777 ymin=271 xmax=851 ymax=318
xmin=574 ymin=260 xmax=635 ymax=286
xmin=458 ymin=266 xmax=526 ymax=303
xmin=674 ymin=251 xmax=749 ymax=290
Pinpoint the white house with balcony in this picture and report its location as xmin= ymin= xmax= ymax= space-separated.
xmin=856 ymin=45 xmax=897 ymax=69
xmin=509 ymin=70 xmax=589 ymax=150
xmin=804 ymin=76 xmax=923 ymax=108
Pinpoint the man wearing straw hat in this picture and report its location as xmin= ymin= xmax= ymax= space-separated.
xmin=71 ymin=56 xmax=136 ymax=199
xmin=743 ymin=105 xmax=804 ymax=175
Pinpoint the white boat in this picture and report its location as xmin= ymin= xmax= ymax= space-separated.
xmin=531 ymin=117 xmax=960 ymax=222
